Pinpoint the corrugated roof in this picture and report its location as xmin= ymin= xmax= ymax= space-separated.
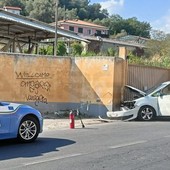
xmin=82 ymin=35 xmax=146 ymax=48
xmin=0 ymin=9 xmax=89 ymax=42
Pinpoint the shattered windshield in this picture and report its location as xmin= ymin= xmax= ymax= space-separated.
xmin=145 ymin=82 xmax=167 ymax=95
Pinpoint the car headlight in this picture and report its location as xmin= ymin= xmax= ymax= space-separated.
xmin=121 ymin=101 xmax=136 ymax=109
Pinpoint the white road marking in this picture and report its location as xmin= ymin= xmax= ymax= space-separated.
xmin=109 ymin=140 xmax=147 ymax=149
xmin=164 ymin=135 xmax=170 ymax=138
xmin=24 ymin=153 xmax=82 ymax=166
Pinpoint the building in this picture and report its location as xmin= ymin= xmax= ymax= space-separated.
xmin=58 ymin=19 xmax=109 ymax=38
xmin=3 ymin=6 xmax=21 ymax=15
xmin=116 ymin=35 xmax=149 ymax=44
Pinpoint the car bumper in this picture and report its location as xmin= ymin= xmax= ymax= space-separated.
xmin=106 ymin=106 xmax=139 ymax=121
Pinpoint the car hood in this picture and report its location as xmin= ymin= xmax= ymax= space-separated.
xmin=125 ymin=85 xmax=146 ymax=97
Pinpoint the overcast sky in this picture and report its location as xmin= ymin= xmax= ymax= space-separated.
xmin=90 ymin=0 xmax=170 ymax=33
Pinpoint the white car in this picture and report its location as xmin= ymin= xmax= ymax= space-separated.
xmin=107 ymin=81 xmax=170 ymax=121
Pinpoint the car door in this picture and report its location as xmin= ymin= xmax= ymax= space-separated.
xmin=0 ymin=107 xmax=11 ymax=139
xmin=158 ymin=84 xmax=170 ymax=116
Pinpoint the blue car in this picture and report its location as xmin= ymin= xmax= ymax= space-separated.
xmin=0 ymin=102 xmax=43 ymax=142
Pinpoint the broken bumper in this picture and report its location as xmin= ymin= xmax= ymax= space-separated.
xmin=106 ymin=107 xmax=139 ymax=121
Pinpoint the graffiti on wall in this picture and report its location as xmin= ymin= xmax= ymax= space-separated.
xmin=15 ymin=72 xmax=52 ymax=106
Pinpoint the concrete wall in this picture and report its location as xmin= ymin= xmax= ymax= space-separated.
xmin=113 ymin=57 xmax=127 ymax=109
xmin=0 ymin=53 xmax=126 ymax=117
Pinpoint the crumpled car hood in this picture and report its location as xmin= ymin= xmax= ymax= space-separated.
xmin=125 ymin=85 xmax=146 ymax=97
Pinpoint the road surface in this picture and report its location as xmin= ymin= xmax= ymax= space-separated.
xmin=1 ymin=120 xmax=170 ymax=170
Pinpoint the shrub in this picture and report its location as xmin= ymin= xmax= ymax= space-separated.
xmin=57 ymin=41 xmax=67 ymax=56
xmin=107 ymin=48 xmax=115 ymax=56
xmin=71 ymin=42 xmax=83 ymax=56
xmin=46 ymin=46 xmax=53 ymax=55
xmin=81 ymin=51 xmax=97 ymax=56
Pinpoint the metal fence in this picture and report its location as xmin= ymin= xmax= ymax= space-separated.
xmin=127 ymin=64 xmax=170 ymax=90
xmin=122 ymin=64 xmax=170 ymax=101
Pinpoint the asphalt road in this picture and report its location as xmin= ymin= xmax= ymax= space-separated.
xmin=1 ymin=120 xmax=170 ymax=170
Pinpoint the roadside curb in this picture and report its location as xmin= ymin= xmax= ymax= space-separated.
xmin=43 ymin=118 xmax=109 ymax=131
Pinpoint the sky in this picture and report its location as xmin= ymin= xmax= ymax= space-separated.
xmin=90 ymin=0 xmax=170 ymax=33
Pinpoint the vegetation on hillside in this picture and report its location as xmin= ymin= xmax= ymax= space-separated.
xmin=0 ymin=0 xmax=151 ymax=38
xmin=0 ymin=0 xmax=170 ymax=68
xmin=128 ymin=31 xmax=170 ymax=68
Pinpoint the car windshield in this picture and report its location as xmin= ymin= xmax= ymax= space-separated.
xmin=145 ymin=82 xmax=167 ymax=95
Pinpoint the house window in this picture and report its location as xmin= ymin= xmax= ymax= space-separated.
xmin=69 ymin=26 xmax=74 ymax=32
xmin=96 ymin=30 xmax=101 ymax=35
xmin=87 ymin=29 xmax=92 ymax=35
xmin=78 ymin=27 xmax=83 ymax=33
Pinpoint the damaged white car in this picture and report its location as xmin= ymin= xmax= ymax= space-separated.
xmin=107 ymin=81 xmax=170 ymax=121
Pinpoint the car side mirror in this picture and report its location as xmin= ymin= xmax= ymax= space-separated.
xmin=156 ymin=91 xmax=163 ymax=97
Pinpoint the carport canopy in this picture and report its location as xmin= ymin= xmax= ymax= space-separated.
xmin=0 ymin=9 xmax=88 ymax=53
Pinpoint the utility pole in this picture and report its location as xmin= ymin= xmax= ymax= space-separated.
xmin=54 ymin=0 xmax=59 ymax=56
xmin=64 ymin=5 xmax=66 ymax=20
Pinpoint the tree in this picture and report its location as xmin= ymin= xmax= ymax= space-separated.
xmin=78 ymin=8 xmax=89 ymax=20
xmin=101 ymin=14 xmax=124 ymax=35
xmin=95 ymin=15 xmax=151 ymax=38
xmin=125 ymin=17 xmax=151 ymax=38
xmin=150 ymin=29 xmax=166 ymax=40
xmin=0 ymin=0 xmax=22 ymax=7
xmin=65 ymin=8 xmax=78 ymax=20
xmin=26 ymin=0 xmax=55 ymax=23
xmin=58 ymin=7 xmax=76 ymax=20
xmin=87 ymin=3 xmax=106 ymax=20
xmin=63 ymin=0 xmax=89 ymax=10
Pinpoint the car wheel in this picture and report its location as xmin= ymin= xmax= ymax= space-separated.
xmin=137 ymin=106 xmax=156 ymax=121
xmin=18 ymin=116 xmax=40 ymax=142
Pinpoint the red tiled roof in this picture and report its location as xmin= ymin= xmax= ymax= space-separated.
xmin=3 ymin=6 xmax=22 ymax=10
xmin=58 ymin=19 xmax=109 ymax=30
